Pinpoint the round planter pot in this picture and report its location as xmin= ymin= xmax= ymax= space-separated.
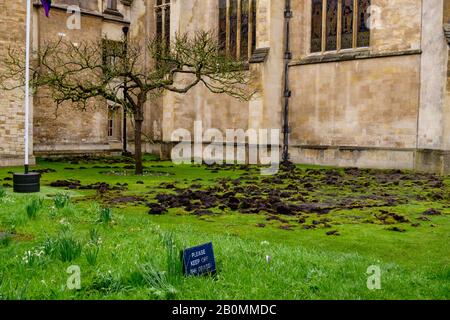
xmin=13 ymin=172 xmax=41 ymax=193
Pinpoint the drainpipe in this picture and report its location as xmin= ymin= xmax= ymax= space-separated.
xmin=282 ymin=0 xmax=293 ymax=163
xmin=122 ymin=26 xmax=130 ymax=156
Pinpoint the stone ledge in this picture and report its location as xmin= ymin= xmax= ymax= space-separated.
xmin=249 ymin=47 xmax=270 ymax=64
xmin=291 ymin=144 xmax=418 ymax=152
xmin=289 ymin=49 xmax=422 ymax=66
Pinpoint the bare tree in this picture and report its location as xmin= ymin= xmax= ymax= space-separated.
xmin=0 ymin=31 xmax=255 ymax=175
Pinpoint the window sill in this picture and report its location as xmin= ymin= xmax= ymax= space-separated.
xmin=103 ymin=8 xmax=124 ymax=18
xmin=290 ymin=48 xmax=422 ymax=67
xmin=249 ymin=48 xmax=270 ymax=64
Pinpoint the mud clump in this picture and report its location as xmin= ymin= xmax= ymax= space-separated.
xmin=32 ymin=168 xmax=56 ymax=174
xmin=266 ymin=215 xmax=289 ymax=224
xmin=386 ymin=226 xmax=406 ymax=232
xmin=110 ymin=196 xmax=144 ymax=204
xmin=148 ymin=203 xmax=168 ymax=215
xmin=422 ymin=209 xmax=442 ymax=216
xmin=374 ymin=210 xmax=409 ymax=225
xmin=193 ymin=209 xmax=215 ymax=216
xmin=326 ymin=230 xmax=340 ymax=236
xmin=279 ymin=225 xmax=294 ymax=231
xmin=50 ymin=180 xmax=81 ymax=189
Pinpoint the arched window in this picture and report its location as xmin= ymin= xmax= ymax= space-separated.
xmin=219 ymin=0 xmax=257 ymax=60
xmin=155 ymin=0 xmax=171 ymax=50
xmin=311 ymin=0 xmax=370 ymax=53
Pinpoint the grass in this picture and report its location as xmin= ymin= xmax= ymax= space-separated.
xmin=0 ymin=155 xmax=448 ymax=300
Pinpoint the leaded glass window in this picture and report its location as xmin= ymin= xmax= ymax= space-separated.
xmin=155 ymin=0 xmax=170 ymax=50
xmin=219 ymin=0 xmax=257 ymax=60
xmin=311 ymin=0 xmax=370 ymax=53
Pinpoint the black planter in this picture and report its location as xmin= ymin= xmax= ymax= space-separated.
xmin=13 ymin=172 xmax=41 ymax=193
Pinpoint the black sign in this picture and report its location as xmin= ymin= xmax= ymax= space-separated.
xmin=182 ymin=242 xmax=216 ymax=276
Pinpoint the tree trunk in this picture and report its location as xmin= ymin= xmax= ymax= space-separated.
xmin=134 ymin=113 xmax=144 ymax=175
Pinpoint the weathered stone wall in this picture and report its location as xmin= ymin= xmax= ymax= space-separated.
xmin=289 ymin=55 xmax=421 ymax=149
xmin=0 ymin=0 xmax=32 ymax=166
xmin=287 ymin=0 xmax=447 ymax=171
xmin=32 ymin=1 xmax=131 ymax=155
xmin=417 ymin=0 xmax=447 ymax=151
xmin=161 ymin=0 xmax=285 ymax=148
xmin=162 ymin=0 xmax=250 ymax=145
xmin=2 ymin=0 xmax=450 ymax=173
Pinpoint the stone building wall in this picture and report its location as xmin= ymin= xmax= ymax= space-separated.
xmin=160 ymin=0 xmax=285 ymax=151
xmin=32 ymin=0 xmax=132 ymax=156
xmin=0 ymin=1 xmax=31 ymax=166
xmin=287 ymin=0 xmax=450 ymax=172
xmin=2 ymin=0 xmax=450 ymax=174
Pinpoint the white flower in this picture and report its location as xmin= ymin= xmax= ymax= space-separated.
xmin=260 ymin=241 xmax=270 ymax=246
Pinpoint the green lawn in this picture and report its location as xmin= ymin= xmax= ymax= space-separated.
xmin=0 ymin=155 xmax=449 ymax=300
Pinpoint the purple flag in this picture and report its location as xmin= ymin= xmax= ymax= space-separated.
xmin=41 ymin=0 xmax=52 ymax=17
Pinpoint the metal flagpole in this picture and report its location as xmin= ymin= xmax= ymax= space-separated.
xmin=24 ymin=0 xmax=31 ymax=174
xmin=13 ymin=0 xmax=40 ymax=193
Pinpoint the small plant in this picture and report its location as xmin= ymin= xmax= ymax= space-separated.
xmin=162 ymin=232 xmax=182 ymax=285
xmin=85 ymin=229 xmax=102 ymax=266
xmin=21 ymin=247 xmax=45 ymax=266
xmin=98 ymin=207 xmax=113 ymax=224
xmin=26 ymin=198 xmax=44 ymax=220
xmin=90 ymin=270 xmax=125 ymax=293
xmin=59 ymin=219 xmax=72 ymax=234
xmin=42 ymin=236 xmax=56 ymax=256
xmin=0 ymin=187 xmax=6 ymax=198
xmin=140 ymin=262 xmax=178 ymax=300
xmin=48 ymin=206 xmax=58 ymax=219
xmin=0 ymin=234 xmax=12 ymax=248
xmin=89 ymin=228 xmax=102 ymax=245
xmin=85 ymin=244 xmax=100 ymax=266
xmin=55 ymin=233 xmax=82 ymax=262
xmin=54 ymin=193 xmax=70 ymax=209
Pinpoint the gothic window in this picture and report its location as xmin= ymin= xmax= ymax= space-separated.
xmin=155 ymin=0 xmax=171 ymax=49
xmin=311 ymin=0 xmax=323 ymax=53
xmin=341 ymin=0 xmax=354 ymax=49
xmin=108 ymin=108 xmax=115 ymax=138
xmin=107 ymin=105 xmax=119 ymax=139
xmin=311 ymin=0 xmax=371 ymax=53
xmin=326 ymin=0 xmax=338 ymax=51
xmin=357 ymin=0 xmax=370 ymax=47
xmin=219 ymin=0 xmax=257 ymax=60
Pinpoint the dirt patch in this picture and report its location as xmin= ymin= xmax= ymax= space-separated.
xmin=42 ymin=155 xmax=134 ymax=165
xmin=386 ymin=226 xmax=406 ymax=233
xmin=49 ymin=179 xmax=128 ymax=193
xmin=374 ymin=210 xmax=409 ymax=225
xmin=110 ymin=196 xmax=145 ymax=204
xmin=148 ymin=203 xmax=168 ymax=215
xmin=50 ymin=180 xmax=81 ymax=188
xmin=422 ymin=209 xmax=442 ymax=216
xmin=32 ymin=168 xmax=56 ymax=174
xmin=13 ymin=233 xmax=35 ymax=242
